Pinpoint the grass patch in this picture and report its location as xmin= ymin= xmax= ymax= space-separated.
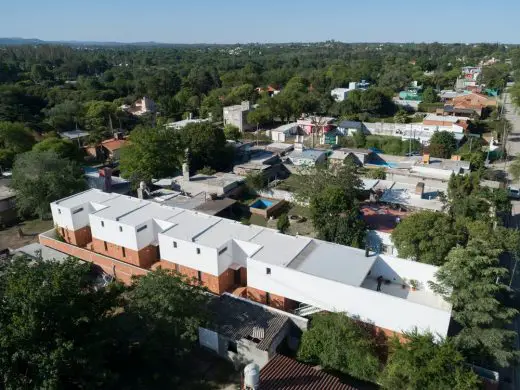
xmin=249 ymin=214 xmax=268 ymax=227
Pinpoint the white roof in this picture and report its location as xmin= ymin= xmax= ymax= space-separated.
xmin=166 ymin=118 xmax=209 ymax=129
xmin=249 ymin=230 xmax=312 ymax=266
xmin=92 ymin=196 xmax=147 ymax=221
xmin=424 ymin=114 xmax=470 ymax=123
xmin=54 ymin=189 xmax=119 ymax=209
xmin=59 ymin=130 xmax=89 ymax=140
xmin=116 ymin=202 xmax=182 ymax=226
xmin=272 ymin=122 xmax=299 ymax=133
xmin=162 ymin=210 xmax=218 ymax=242
xmin=288 ymin=241 xmax=376 ymax=287
xmin=195 ymin=220 xmax=263 ymax=248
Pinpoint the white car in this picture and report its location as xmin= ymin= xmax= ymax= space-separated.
xmin=508 ymin=187 xmax=520 ymax=199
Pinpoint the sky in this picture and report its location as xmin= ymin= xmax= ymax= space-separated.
xmin=1 ymin=0 xmax=520 ymax=44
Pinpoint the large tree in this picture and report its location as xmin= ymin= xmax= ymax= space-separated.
xmin=429 ymin=239 xmax=519 ymax=367
xmin=391 ymin=211 xmax=459 ymax=265
xmin=0 ymin=121 xmax=35 ymax=169
xmin=120 ymin=126 xmax=182 ymax=185
xmin=298 ymin=312 xmax=380 ymax=382
xmin=380 ymin=332 xmax=480 ymax=390
xmin=11 ymin=151 xmax=86 ymax=219
xmin=179 ymin=122 xmax=234 ymax=173
xmin=428 ymin=131 xmax=456 ymax=159
xmin=421 ymin=87 xmax=439 ymax=103
xmin=32 ymin=135 xmax=84 ymax=161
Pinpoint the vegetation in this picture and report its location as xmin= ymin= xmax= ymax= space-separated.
xmin=428 ymin=131 xmax=457 ymax=159
xmin=277 ymin=213 xmax=290 ymax=233
xmin=224 ymin=124 xmax=241 ymax=141
xmin=391 ymin=211 xmax=460 ymax=266
xmin=430 ymin=239 xmax=519 ymax=367
xmin=365 ymin=167 xmax=386 ymax=180
xmin=0 ymin=121 xmax=35 ymax=168
xmin=0 ymin=256 xmax=209 ymax=389
xmin=11 ymin=151 xmax=86 ymax=219
xmin=380 ymin=332 xmax=480 ymax=390
xmin=298 ymin=313 xmax=380 ymax=382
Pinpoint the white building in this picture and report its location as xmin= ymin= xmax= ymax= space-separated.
xmin=121 ymin=96 xmax=156 ymax=117
xmin=44 ymin=189 xmax=453 ymax=338
xmin=166 ymin=117 xmax=210 ymax=130
xmin=269 ymin=123 xmax=301 ymax=142
xmin=330 ymin=81 xmax=371 ymax=102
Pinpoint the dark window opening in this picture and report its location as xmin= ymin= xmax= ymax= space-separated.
xmin=136 ymin=224 xmax=147 ymax=233
xmin=72 ymin=207 xmax=83 ymax=215
xmin=103 ymin=241 xmax=108 ymax=251
xmin=266 ymin=268 xmax=271 ymax=275
xmin=227 ymin=341 xmax=237 ymax=353
xmin=218 ymin=246 xmax=227 ymax=255
xmin=173 ymin=241 xmax=177 ymax=248
xmin=122 ymin=247 xmax=126 ymax=257
xmin=101 ymin=221 xmax=104 ymax=227
xmin=266 ymin=292 xmax=271 ymax=305
xmin=245 ymin=335 xmax=261 ymax=344
xmin=196 ymin=248 xmax=201 ymax=254
xmin=197 ymin=271 xmax=202 ymax=281
xmin=119 ymin=226 xmax=123 ymax=232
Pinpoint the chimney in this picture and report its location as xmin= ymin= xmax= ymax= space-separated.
xmin=294 ymin=142 xmax=303 ymax=152
xmin=183 ymin=148 xmax=191 ymax=181
xmin=415 ymin=182 xmax=425 ymax=198
xmin=422 ymin=153 xmax=430 ymax=164
xmin=349 ymin=81 xmax=357 ymax=90
xmin=137 ymin=181 xmax=147 ymax=199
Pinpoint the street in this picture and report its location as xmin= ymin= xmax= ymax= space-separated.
xmin=504 ymin=92 xmax=520 ymax=158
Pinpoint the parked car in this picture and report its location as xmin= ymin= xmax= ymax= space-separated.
xmin=508 ymin=187 xmax=520 ymax=199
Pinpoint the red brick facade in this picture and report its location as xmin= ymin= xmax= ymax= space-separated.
xmin=61 ymin=226 xmax=92 ymax=247
xmin=152 ymin=260 xmax=239 ymax=295
xmin=246 ymin=286 xmax=296 ymax=311
xmin=40 ymin=234 xmax=148 ymax=285
xmin=91 ymin=238 xmax=157 ymax=268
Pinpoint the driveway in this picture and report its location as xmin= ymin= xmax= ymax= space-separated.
xmin=504 ymin=92 xmax=520 ymax=157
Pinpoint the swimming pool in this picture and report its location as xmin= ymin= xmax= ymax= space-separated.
xmin=250 ymin=198 xmax=273 ymax=210
xmin=369 ymin=161 xmax=400 ymax=169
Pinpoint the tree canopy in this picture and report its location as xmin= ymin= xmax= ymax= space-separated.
xmin=0 ymin=121 xmax=35 ymax=168
xmin=11 ymin=150 xmax=86 ymax=219
xmin=428 ymin=131 xmax=457 ymax=159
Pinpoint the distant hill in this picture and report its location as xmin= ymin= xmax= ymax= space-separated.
xmin=0 ymin=37 xmax=228 ymax=48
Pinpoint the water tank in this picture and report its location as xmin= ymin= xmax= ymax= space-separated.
xmin=243 ymin=363 xmax=260 ymax=389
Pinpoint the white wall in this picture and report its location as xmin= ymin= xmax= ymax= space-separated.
xmin=158 ymin=233 xmax=219 ymax=275
xmin=246 ymin=258 xmax=451 ymax=336
xmin=51 ymin=204 xmax=74 ymax=230
xmin=89 ymin=214 xmax=139 ymax=250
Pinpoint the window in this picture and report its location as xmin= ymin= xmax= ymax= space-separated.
xmin=136 ymin=224 xmax=147 ymax=233
xmin=227 ymin=341 xmax=237 ymax=353
xmin=122 ymin=247 xmax=126 ymax=258
xmin=119 ymin=226 xmax=123 ymax=232
xmin=266 ymin=267 xmax=271 ymax=275
xmin=103 ymin=241 xmax=108 ymax=251
xmin=218 ymin=247 xmax=228 ymax=255
xmin=57 ymin=208 xmax=61 ymax=214
xmin=101 ymin=221 xmax=104 ymax=227
xmin=266 ymin=292 xmax=271 ymax=305
xmin=72 ymin=207 xmax=83 ymax=215
xmin=196 ymin=248 xmax=201 ymax=255
xmin=173 ymin=241 xmax=177 ymax=248
xmin=197 ymin=271 xmax=202 ymax=281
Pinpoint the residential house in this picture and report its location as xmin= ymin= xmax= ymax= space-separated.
xmin=166 ymin=117 xmax=210 ymax=130
xmin=330 ymin=80 xmax=370 ymax=102
xmin=223 ymin=101 xmax=254 ymax=132
xmin=59 ymin=129 xmax=90 ymax=147
xmin=41 ymin=189 xmax=452 ymax=339
xmin=296 ymin=116 xmax=335 ymax=135
xmin=329 ymin=148 xmax=373 ymax=166
xmin=258 ymin=354 xmax=359 ymax=390
xmin=121 ymin=96 xmax=156 ymax=117
xmin=0 ymin=181 xmax=16 ymax=227
xmin=100 ymin=134 xmax=127 ymax=161
xmin=199 ymin=293 xmax=305 ymax=368
xmin=269 ymin=123 xmax=303 ymax=142
xmin=336 ymin=120 xmax=364 ymax=136
xmin=255 ymin=85 xmax=281 ymax=97
xmin=286 ymin=144 xmax=328 ymax=167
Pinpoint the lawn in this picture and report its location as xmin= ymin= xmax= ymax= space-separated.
xmin=0 ymin=218 xmax=54 ymax=250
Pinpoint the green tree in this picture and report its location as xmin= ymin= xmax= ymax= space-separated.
xmin=120 ymin=126 xmax=182 ymax=184
xmin=43 ymin=100 xmax=83 ymax=131
xmin=429 ymin=239 xmax=519 ymax=367
xmin=32 ymin=135 xmax=83 ymax=161
xmin=179 ymin=122 xmax=233 ymax=173
xmin=11 ymin=151 xmax=86 ymax=219
xmin=380 ymin=331 xmax=480 ymax=390
xmin=277 ymin=212 xmax=290 ymax=233
xmin=366 ymin=167 xmax=386 ymax=180
xmin=391 ymin=211 xmax=460 ymax=265
xmin=310 ymin=185 xmax=366 ymax=248
xmin=245 ymin=171 xmax=266 ymax=191
xmin=224 ymin=124 xmax=241 ymax=141
xmin=0 ymin=121 xmax=36 ymax=168
xmin=352 ymin=128 xmax=367 ymax=147
xmin=422 ymin=87 xmax=439 ymax=103
xmin=394 ymin=110 xmax=409 ymax=124
xmin=247 ymin=106 xmax=272 ymax=128
xmin=83 ymin=100 xmax=116 ymax=131
xmin=298 ymin=312 xmax=380 ymax=382
xmin=429 ymin=131 xmax=456 ymax=159
xmin=0 ymin=256 xmax=125 ymax=389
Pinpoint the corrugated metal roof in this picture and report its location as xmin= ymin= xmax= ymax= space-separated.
xmin=260 ymin=354 xmax=358 ymax=390
xmin=206 ymin=295 xmax=291 ymax=351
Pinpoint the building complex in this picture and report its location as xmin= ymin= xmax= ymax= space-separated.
xmin=40 ymin=189 xmax=452 ymax=340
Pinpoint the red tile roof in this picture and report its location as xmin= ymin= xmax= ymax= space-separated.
xmin=101 ymin=138 xmax=127 ymax=151
xmin=259 ymin=355 xmax=358 ymax=390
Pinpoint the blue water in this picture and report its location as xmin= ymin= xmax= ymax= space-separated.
xmin=250 ymin=199 xmax=273 ymax=210
xmin=370 ymin=161 xmax=399 ymax=168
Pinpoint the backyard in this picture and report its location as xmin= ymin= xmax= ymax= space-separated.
xmin=0 ymin=218 xmax=54 ymax=250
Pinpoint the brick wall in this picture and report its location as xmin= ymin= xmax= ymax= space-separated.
xmin=39 ymin=233 xmax=148 ymax=285
xmin=61 ymin=226 xmax=92 ymax=247
xmin=91 ymin=238 xmax=157 ymax=268
xmin=246 ymin=286 xmax=295 ymax=311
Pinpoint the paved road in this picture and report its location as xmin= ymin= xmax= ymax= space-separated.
xmin=504 ymin=92 xmax=520 ymax=157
